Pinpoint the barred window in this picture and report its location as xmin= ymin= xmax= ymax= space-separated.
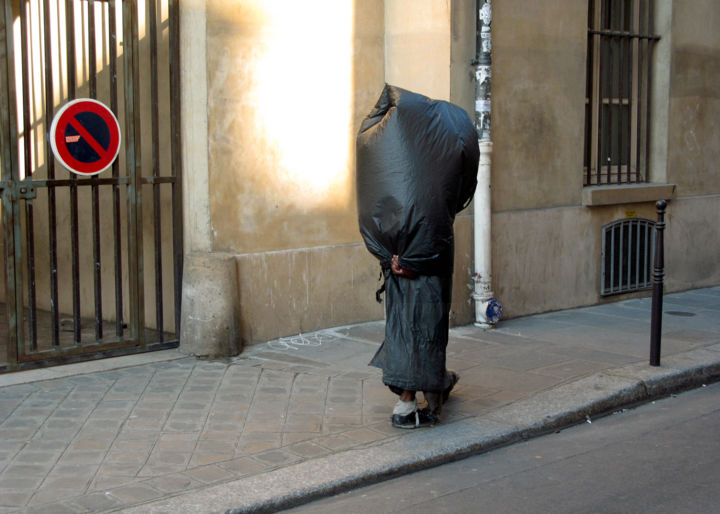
xmin=584 ymin=0 xmax=659 ymax=186
xmin=601 ymin=218 xmax=655 ymax=296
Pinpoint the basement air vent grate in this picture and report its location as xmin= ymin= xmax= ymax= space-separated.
xmin=601 ymin=218 xmax=655 ymax=296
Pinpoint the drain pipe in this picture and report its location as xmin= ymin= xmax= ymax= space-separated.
xmin=472 ymin=0 xmax=502 ymax=327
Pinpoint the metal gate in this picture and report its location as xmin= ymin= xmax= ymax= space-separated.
xmin=0 ymin=0 xmax=182 ymax=372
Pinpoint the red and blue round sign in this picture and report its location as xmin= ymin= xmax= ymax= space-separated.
xmin=50 ymin=98 xmax=121 ymax=176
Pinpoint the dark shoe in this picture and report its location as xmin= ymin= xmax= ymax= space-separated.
xmin=442 ymin=371 xmax=460 ymax=403
xmin=391 ymin=409 xmax=438 ymax=429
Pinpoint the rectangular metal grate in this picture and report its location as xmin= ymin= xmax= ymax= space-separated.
xmin=601 ymin=218 xmax=655 ymax=296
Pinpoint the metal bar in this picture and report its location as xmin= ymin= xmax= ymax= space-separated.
xmin=13 ymin=177 xmax=129 ymax=187
xmin=618 ymin=1 xmax=626 ymax=183
xmin=588 ymin=29 xmax=659 ymax=40
xmin=1 ymin=1 xmax=21 ymax=366
xmin=595 ymin=0 xmax=604 ymax=185
xmin=123 ymin=0 xmax=145 ymax=344
xmin=19 ymin=1 xmax=38 ymax=351
xmin=43 ymin=0 xmax=60 ymax=348
xmin=88 ymin=0 xmax=97 ymax=97
xmin=141 ymin=176 xmax=176 ymax=184
xmin=626 ymin=220 xmax=633 ymax=291
xmin=637 ymin=36 xmax=644 ymax=181
xmin=149 ymin=0 xmax=163 ymax=340
xmin=89 ymin=0 xmax=103 ymax=340
xmin=644 ymin=220 xmax=651 ymax=285
xmin=24 ymin=201 xmax=38 ymax=350
xmin=600 ymin=228 xmax=605 ymax=294
xmin=169 ymin=0 xmax=184 ymax=334
xmin=650 ymin=200 xmax=666 ymax=366
xmin=635 ymin=220 xmax=641 ymax=290
xmin=618 ymin=222 xmax=624 ymax=291
xmin=630 ymin=0 xmax=640 ymax=182
xmin=609 ymin=224 xmax=615 ymax=293
xmin=109 ymin=0 xmax=124 ymax=337
xmin=10 ymin=337 xmax=178 ymax=367
xmin=584 ymin=0 xmax=594 ymax=185
xmin=66 ymin=0 xmax=82 ymax=344
xmin=609 ymin=0 xmax=618 ymax=184
xmin=643 ymin=0 xmax=654 ymax=183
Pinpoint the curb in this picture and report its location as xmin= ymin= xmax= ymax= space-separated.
xmin=120 ymin=345 xmax=720 ymax=514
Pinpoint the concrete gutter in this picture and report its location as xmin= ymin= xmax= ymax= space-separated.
xmin=121 ymin=344 xmax=720 ymax=513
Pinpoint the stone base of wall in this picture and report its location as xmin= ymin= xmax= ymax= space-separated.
xmin=180 ymin=252 xmax=242 ymax=358
xmin=493 ymin=195 xmax=720 ymax=319
xmin=234 ymin=215 xmax=475 ymax=346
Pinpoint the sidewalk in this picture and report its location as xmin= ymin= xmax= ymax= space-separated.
xmin=1 ymin=288 xmax=719 ymax=513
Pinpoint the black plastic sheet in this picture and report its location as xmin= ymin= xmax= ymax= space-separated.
xmin=356 ymin=84 xmax=479 ymax=277
xmin=356 ymin=84 xmax=479 ymax=393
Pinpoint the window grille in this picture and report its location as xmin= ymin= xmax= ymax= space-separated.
xmin=584 ymin=0 xmax=660 ymax=186
xmin=601 ymin=218 xmax=655 ymax=296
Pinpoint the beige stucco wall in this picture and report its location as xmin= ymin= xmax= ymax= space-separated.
xmin=193 ymin=0 xmax=479 ymax=345
xmin=205 ymin=1 xmax=377 ymax=254
xmin=666 ymin=0 xmax=720 ymax=196
xmin=491 ymin=0 xmax=588 ymax=212
xmin=384 ymin=0 xmax=451 ymax=99
xmin=489 ymin=0 xmax=720 ymax=319
xmin=201 ymin=1 xmax=388 ymax=345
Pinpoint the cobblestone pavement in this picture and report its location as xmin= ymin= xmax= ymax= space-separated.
xmin=1 ymin=287 xmax=719 ymax=513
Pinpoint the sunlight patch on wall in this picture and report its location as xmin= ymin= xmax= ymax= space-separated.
xmin=250 ymin=1 xmax=355 ymax=209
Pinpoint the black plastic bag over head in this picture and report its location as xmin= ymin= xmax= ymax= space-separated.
xmin=356 ymin=84 xmax=479 ymax=276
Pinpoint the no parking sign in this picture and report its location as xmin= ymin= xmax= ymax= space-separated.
xmin=50 ymin=98 xmax=121 ymax=176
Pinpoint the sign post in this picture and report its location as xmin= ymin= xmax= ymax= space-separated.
xmin=49 ymin=98 xmax=121 ymax=176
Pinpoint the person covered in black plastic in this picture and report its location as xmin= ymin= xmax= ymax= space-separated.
xmin=356 ymin=85 xmax=479 ymax=429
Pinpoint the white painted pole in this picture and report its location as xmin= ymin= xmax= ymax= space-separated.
xmin=473 ymin=0 xmax=502 ymax=327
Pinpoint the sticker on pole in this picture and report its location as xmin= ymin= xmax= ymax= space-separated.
xmin=50 ymin=98 xmax=121 ymax=176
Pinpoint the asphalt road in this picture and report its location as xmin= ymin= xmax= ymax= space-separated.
xmin=283 ymin=382 xmax=720 ymax=514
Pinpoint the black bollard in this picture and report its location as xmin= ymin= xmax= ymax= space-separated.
xmin=649 ymin=200 xmax=667 ymax=366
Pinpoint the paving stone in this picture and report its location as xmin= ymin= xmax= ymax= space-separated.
xmin=26 ymin=439 xmax=71 ymax=452
xmin=164 ymin=420 xmax=204 ymax=432
xmin=67 ymin=491 xmax=123 ymax=512
xmin=0 ymin=489 xmax=34 ymax=507
xmin=69 ymin=439 xmax=112 ymax=451
xmin=147 ymin=451 xmax=191 ymax=466
xmin=155 ymin=439 xmax=196 ymax=452
xmin=0 ymin=427 xmax=37 ymax=440
xmin=236 ymin=440 xmax=279 ymax=454
xmin=110 ymin=439 xmax=155 ymax=452
xmin=195 ymin=440 xmax=236 ymax=453
xmin=11 ymin=451 xmax=62 ymax=465
xmin=89 ymin=473 xmax=141 ymax=491
xmin=188 ymin=452 xmax=231 ymax=467
xmin=281 ymin=432 xmax=318 ymax=445
xmin=106 ymin=483 xmax=164 ymax=504
xmin=216 ymin=457 xmax=268 ymax=475
xmin=315 ymin=434 xmax=358 ymax=451
xmin=342 ymin=427 xmax=388 ymax=443
xmin=286 ymin=440 xmax=330 ymax=458
xmin=183 ymin=464 xmax=234 ymax=484
xmin=104 ymin=451 xmax=150 ymax=465
xmin=29 ymin=480 xmax=88 ymax=504
xmin=144 ymin=473 xmax=199 ymax=493
xmin=24 ymin=501 xmax=81 ymax=514
xmin=0 ymin=472 xmax=45 ymax=488
xmin=251 ymin=449 xmax=302 ymax=466
xmin=58 ymin=450 xmax=106 ymax=465
xmin=202 ymin=424 xmax=242 ymax=435
xmin=325 ymin=416 xmax=362 ymax=425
